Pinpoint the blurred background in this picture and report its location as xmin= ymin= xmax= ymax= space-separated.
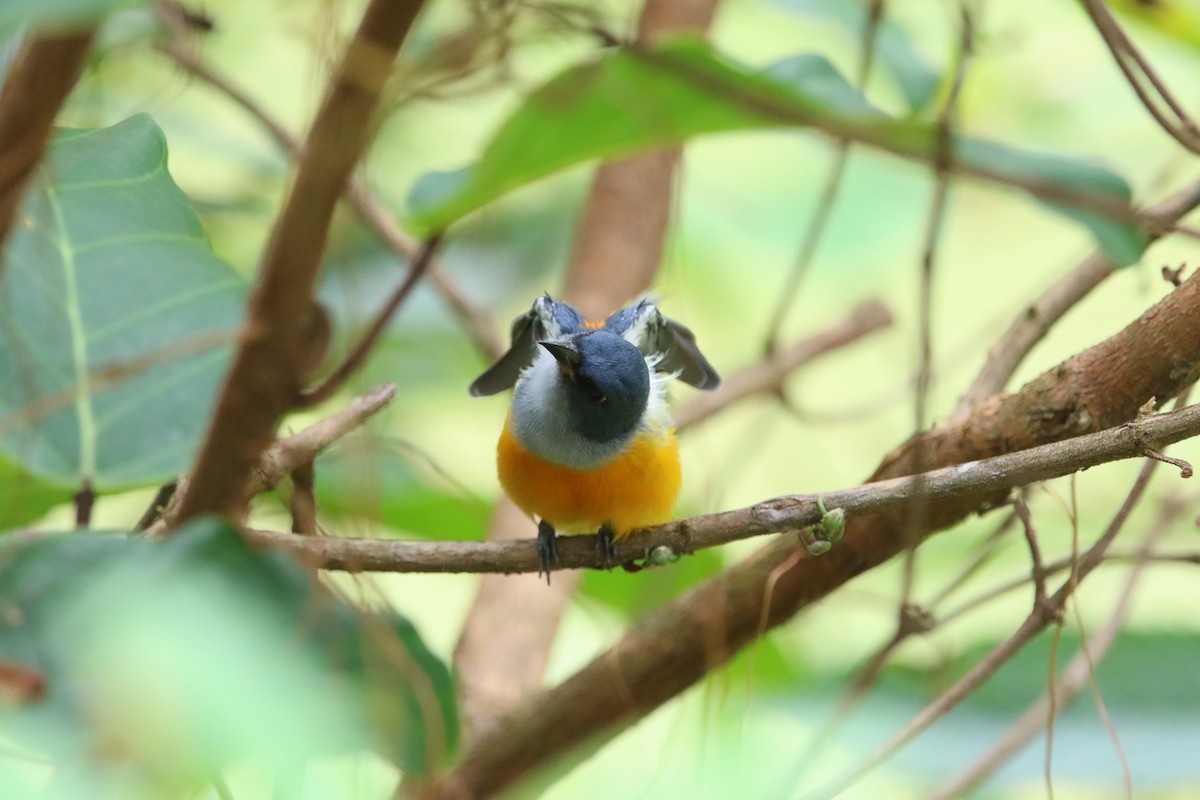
xmin=6 ymin=0 xmax=1200 ymax=797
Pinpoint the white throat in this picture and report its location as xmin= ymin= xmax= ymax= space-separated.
xmin=510 ymin=351 xmax=673 ymax=469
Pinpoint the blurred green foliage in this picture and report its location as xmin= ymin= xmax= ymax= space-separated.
xmin=0 ymin=519 xmax=457 ymax=797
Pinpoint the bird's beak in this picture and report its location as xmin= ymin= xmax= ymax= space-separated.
xmin=539 ymin=339 xmax=582 ymax=381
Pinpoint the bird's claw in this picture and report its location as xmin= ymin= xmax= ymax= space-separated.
xmin=597 ymin=525 xmax=617 ymax=569
xmin=537 ymin=520 xmax=560 ymax=584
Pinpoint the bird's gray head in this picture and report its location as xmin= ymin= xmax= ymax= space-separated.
xmin=539 ymin=330 xmax=650 ymax=443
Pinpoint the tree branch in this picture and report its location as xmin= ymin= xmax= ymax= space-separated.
xmin=151 ymin=383 xmax=397 ymax=535
xmin=1080 ymin=0 xmax=1200 ymax=155
xmin=174 ymin=0 xmax=425 ymax=523
xmin=154 ymin=38 xmax=505 ymax=361
xmin=929 ymin=493 xmax=1184 ymax=800
xmin=418 ymin=268 xmax=1200 ymax=799
xmin=0 ymin=29 xmax=96 ymax=269
xmin=247 ymin=401 xmax=1200 ymax=573
xmin=298 ymin=237 xmax=442 ymax=407
xmin=953 ymin=175 xmax=1200 ymax=418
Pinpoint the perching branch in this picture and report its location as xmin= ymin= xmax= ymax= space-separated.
xmin=0 ymin=29 xmax=96 ymax=269
xmin=247 ymin=401 xmax=1199 ymax=574
xmin=417 ymin=267 xmax=1200 ymax=800
xmin=174 ymin=0 xmax=425 ymax=523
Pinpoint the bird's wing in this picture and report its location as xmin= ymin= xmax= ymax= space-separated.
xmin=469 ymin=295 xmax=585 ymax=396
xmin=606 ymin=299 xmax=720 ymax=390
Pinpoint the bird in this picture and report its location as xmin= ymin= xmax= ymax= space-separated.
xmin=470 ymin=294 xmax=720 ymax=580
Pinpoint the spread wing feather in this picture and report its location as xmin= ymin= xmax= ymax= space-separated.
xmin=606 ymin=299 xmax=720 ymax=390
xmin=468 ymin=295 xmax=584 ymax=396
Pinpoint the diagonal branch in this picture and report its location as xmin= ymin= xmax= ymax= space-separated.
xmin=418 ymin=265 xmax=1200 ymax=799
xmin=155 ymin=38 xmax=504 ymax=361
xmin=149 ymin=383 xmax=398 ymax=535
xmin=174 ymin=0 xmax=426 ymax=523
xmin=0 ymin=29 xmax=96 ymax=269
xmin=1081 ymin=0 xmax=1200 ymax=155
xmin=954 ymin=175 xmax=1200 ymax=418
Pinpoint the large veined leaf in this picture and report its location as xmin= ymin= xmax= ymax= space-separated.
xmin=0 ymin=0 xmax=145 ymax=35
xmin=0 ymin=115 xmax=246 ymax=489
xmin=0 ymin=518 xmax=458 ymax=790
xmin=409 ymin=37 xmax=1147 ymax=266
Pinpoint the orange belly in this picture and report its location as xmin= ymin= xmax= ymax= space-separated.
xmin=496 ymin=416 xmax=681 ymax=538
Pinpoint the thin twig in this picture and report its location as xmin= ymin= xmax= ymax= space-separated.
xmin=73 ymin=480 xmax=94 ymax=529
xmin=1013 ymin=496 xmax=1048 ymax=611
xmin=798 ymin=425 xmax=1170 ymax=800
xmin=298 ymin=236 xmax=443 ymax=406
xmin=134 ymin=481 xmax=178 ymax=532
xmin=895 ymin=0 xmax=975 ymax=706
xmin=151 ymin=383 xmax=397 ymax=535
xmin=954 ymin=176 xmax=1200 ymax=418
xmin=675 ymin=301 xmax=892 ymax=431
xmin=154 ymin=39 xmax=504 ymax=362
xmin=175 ymin=0 xmax=426 ymax=523
xmin=761 ymin=0 xmax=887 ymax=353
xmin=1080 ymin=0 xmax=1200 ymax=155
xmin=928 ymin=493 xmax=1189 ymax=800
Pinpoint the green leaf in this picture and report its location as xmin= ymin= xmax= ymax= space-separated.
xmin=314 ymin=438 xmax=490 ymax=540
xmin=0 ymin=0 xmax=145 ymax=35
xmin=0 ymin=115 xmax=246 ymax=490
xmin=774 ymin=0 xmax=942 ymax=113
xmin=0 ymin=456 xmax=70 ymax=531
xmin=408 ymin=37 xmax=1146 ymax=266
xmin=0 ymin=519 xmax=458 ymax=789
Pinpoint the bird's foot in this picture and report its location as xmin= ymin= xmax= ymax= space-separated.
xmin=799 ymin=496 xmax=846 ymax=556
xmin=596 ymin=525 xmax=618 ymax=569
xmin=537 ymin=520 xmax=560 ymax=584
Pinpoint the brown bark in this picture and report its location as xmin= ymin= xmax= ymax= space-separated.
xmin=427 ymin=270 xmax=1200 ymax=799
xmin=0 ymin=30 xmax=96 ymax=266
xmin=175 ymin=0 xmax=424 ymax=522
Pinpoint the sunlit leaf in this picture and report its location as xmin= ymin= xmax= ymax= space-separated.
xmin=0 ymin=115 xmax=246 ymax=490
xmin=0 ymin=519 xmax=458 ymax=790
xmin=409 ymin=37 xmax=1146 ymax=265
